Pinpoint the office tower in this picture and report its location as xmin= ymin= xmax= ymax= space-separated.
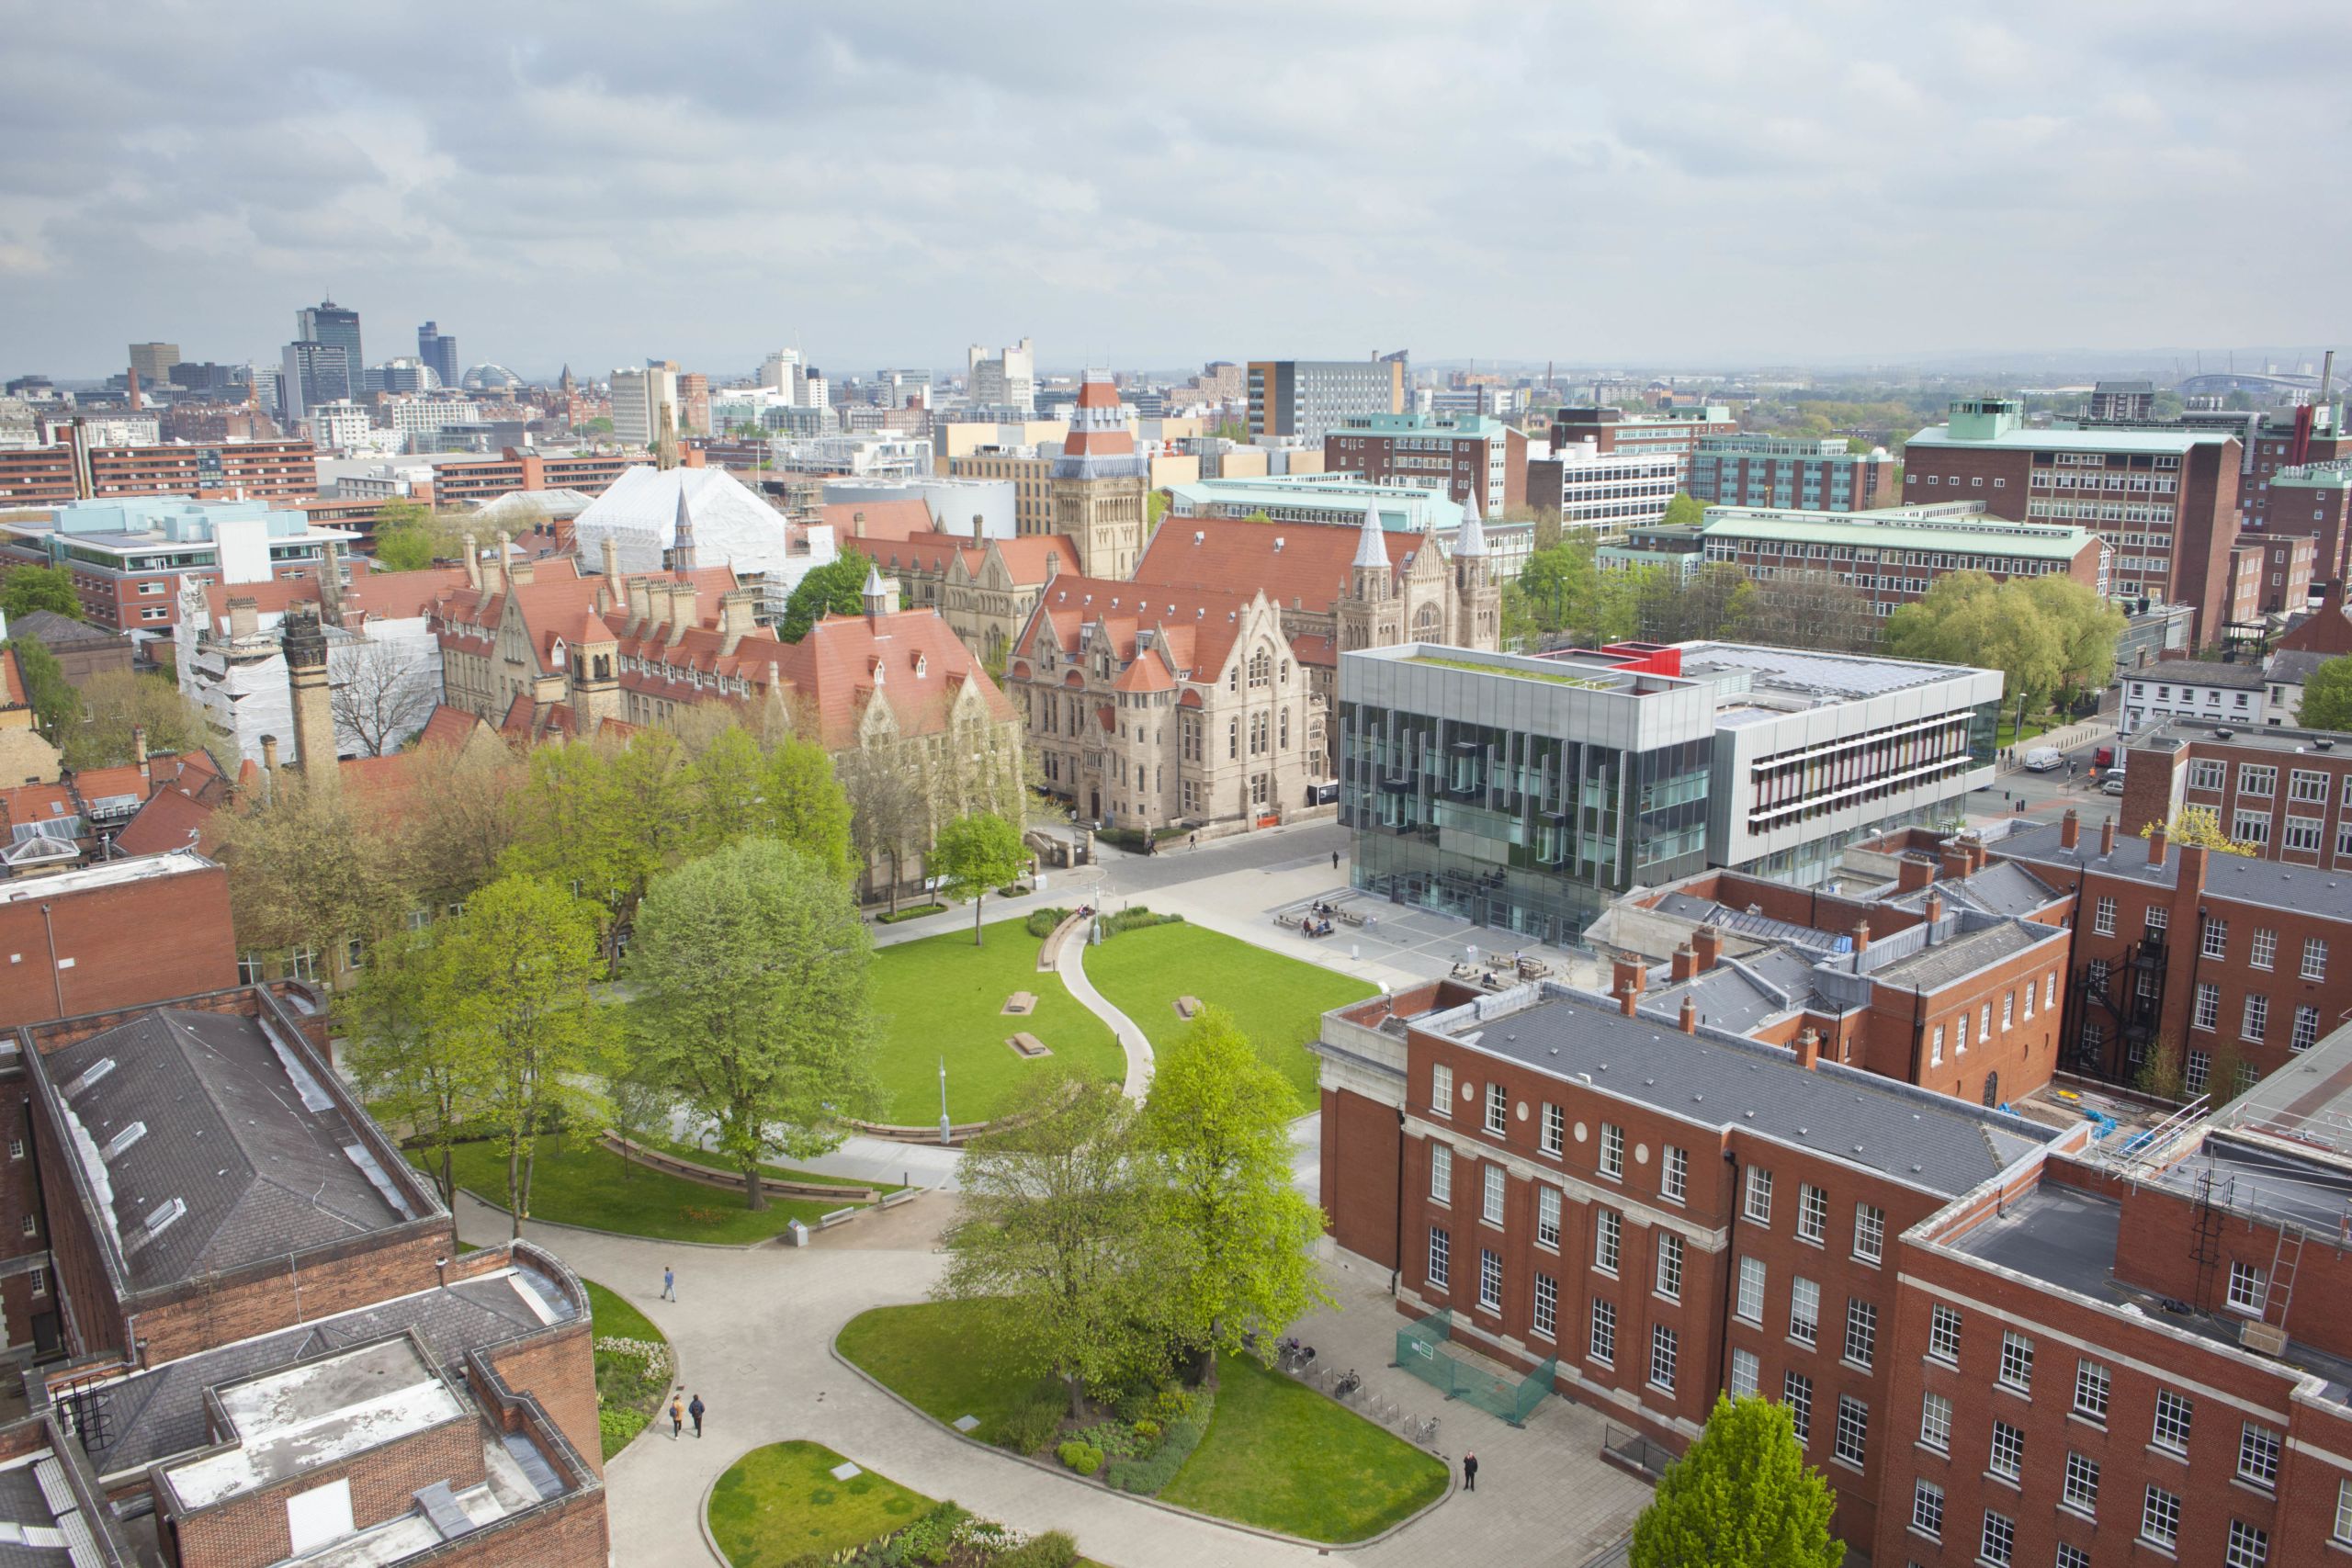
xmin=295 ymin=298 xmax=363 ymax=375
xmin=279 ymin=341 xmax=352 ymax=420
xmin=129 ymin=343 xmax=182 ymax=385
xmin=416 ymin=321 xmax=460 ymax=388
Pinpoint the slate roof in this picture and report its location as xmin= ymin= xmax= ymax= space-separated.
xmin=1638 ymin=947 xmax=1818 ymax=1035
xmin=1435 ymin=987 xmax=2057 ymax=1197
xmin=6 ymin=609 xmax=118 ymax=648
xmin=1991 ymin=817 xmax=2352 ymax=920
xmin=2123 ymin=659 xmax=2267 ymax=691
xmin=37 ymin=1009 xmax=423 ymax=1296
xmin=1880 ymin=861 xmax=2063 ymax=919
xmin=1869 ymin=919 xmax=2055 ymax=990
xmin=2265 ymin=649 xmax=2329 ymax=687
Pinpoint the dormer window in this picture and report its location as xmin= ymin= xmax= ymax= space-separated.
xmin=915 ymin=654 xmax=928 ymax=678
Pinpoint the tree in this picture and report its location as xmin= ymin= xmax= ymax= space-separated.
xmin=2019 ymin=574 xmax=2124 ymax=699
xmin=1141 ymin=1007 xmax=1330 ymax=1368
xmin=607 ymin=1061 xmax=671 ymax=1181
xmin=212 ymin=773 xmax=408 ymax=969
xmin=778 ymin=548 xmax=874 ymax=642
xmin=328 ymin=640 xmax=437 ymax=757
xmin=422 ymin=874 xmax=610 ymax=1239
xmin=1147 ymin=490 xmax=1170 ymax=529
xmin=338 ymin=930 xmax=480 ymax=1209
xmin=937 ymin=1071 xmax=1178 ymax=1415
xmin=2140 ymin=805 xmax=2256 ymax=857
xmin=5 ymin=637 xmax=78 ymax=738
xmin=625 ymin=839 xmax=879 ymax=1208
xmin=931 ymin=810 xmax=1028 ymax=945
xmin=1660 ymin=491 xmax=1707 ymax=528
xmin=1 ymin=564 xmax=81 ymax=621
xmin=370 ymin=499 xmax=459 ymax=572
xmin=2299 ymin=655 xmax=2352 ymax=730
xmin=1731 ymin=569 xmax=1878 ymax=653
xmin=62 ymin=670 xmax=209 ymax=771
xmin=1631 ymin=1394 xmax=1843 ymax=1568
xmin=1633 ymin=560 xmax=1747 ymax=645
xmin=839 ymin=744 xmax=924 ymax=909
xmin=502 ymin=731 xmax=692 ymax=967
xmin=2134 ymin=1034 xmax=2189 ymax=1102
xmin=1887 ymin=573 xmax=2063 ymax=711
xmin=679 ymin=723 xmax=853 ymax=875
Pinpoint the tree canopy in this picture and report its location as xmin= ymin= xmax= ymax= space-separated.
xmin=930 ymin=810 xmax=1028 ymax=944
xmin=624 ymin=838 xmax=878 ymax=1205
xmin=5 ymin=637 xmax=78 ymax=738
xmin=778 ymin=547 xmax=874 ymax=641
xmin=1660 ymin=491 xmax=1707 ymax=527
xmin=1886 ymin=571 xmax=2122 ymax=709
xmin=2298 ymin=654 xmax=2352 ymax=731
xmin=0 ymin=564 xmax=81 ymax=621
xmin=62 ymin=670 xmax=210 ymax=772
xmin=1631 ymin=1394 xmax=1843 ymax=1568
xmin=369 ymin=499 xmax=462 ymax=572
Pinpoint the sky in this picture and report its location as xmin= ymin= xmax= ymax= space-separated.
xmin=4 ymin=1 xmax=2347 ymax=382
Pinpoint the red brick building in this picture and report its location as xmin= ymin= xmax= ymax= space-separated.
xmin=2117 ymin=718 xmax=2352 ymax=860
xmin=0 ymin=438 xmax=318 ymax=507
xmin=0 ymin=848 xmax=237 ymax=1025
xmin=426 ymin=449 xmax=672 ymax=508
xmin=1699 ymin=504 xmax=2107 ymax=623
xmin=1321 ymin=412 xmax=1527 ymax=516
xmin=1903 ymin=400 xmax=2243 ymax=641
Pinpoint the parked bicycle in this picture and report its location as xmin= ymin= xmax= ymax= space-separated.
xmin=1409 ymin=1414 xmax=1441 ymax=1446
xmin=1334 ymin=1369 xmax=1363 ymax=1400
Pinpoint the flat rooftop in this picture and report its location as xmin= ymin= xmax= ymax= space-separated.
xmin=1678 ymin=640 xmax=1984 ymax=702
xmin=1949 ymin=1179 xmax=2352 ymax=1404
xmin=2120 ymin=659 xmax=2266 ymax=690
xmin=1908 ymin=423 xmax=2232 ymax=454
xmin=0 ymin=846 xmax=214 ymax=904
xmin=2123 ymin=716 xmax=2352 ymax=757
xmin=164 ymin=1337 xmax=465 ymax=1508
xmin=1415 ymin=986 xmax=2059 ymax=1198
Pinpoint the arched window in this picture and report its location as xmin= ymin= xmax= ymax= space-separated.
xmin=1279 ymin=708 xmax=1290 ymax=750
xmin=1249 ymin=649 xmax=1272 ymax=688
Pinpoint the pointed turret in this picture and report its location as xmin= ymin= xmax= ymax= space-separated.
xmin=1350 ymin=502 xmax=1391 ymax=604
xmin=1455 ymin=490 xmax=1487 ymax=558
xmin=667 ymin=484 xmax=697 ymax=571
xmin=862 ymin=562 xmax=895 ymax=622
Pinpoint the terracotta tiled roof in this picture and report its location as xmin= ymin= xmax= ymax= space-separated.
xmin=202 ymin=564 xmax=470 ymax=628
xmin=994 ymin=535 xmax=1080 ymax=582
xmin=416 ymin=705 xmax=490 ymax=750
xmin=781 ymin=609 xmax=1015 ymax=750
xmin=112 ymin=785 xmax=218 ymax=856
xmin=0 ymin=783 xmax=76 ymax=833
xmin=1112 ymin=651 xmax=1175 ymax=693
xmin=0 ymin=646 xmax=25 ymax=709
xmin=1014 ymin=575 xmax=1261 ymax=682
xmin=817 ymin=500 xmax=936 ymax=543
xmin=1133 ymin=514 xmax=1406 ymax=617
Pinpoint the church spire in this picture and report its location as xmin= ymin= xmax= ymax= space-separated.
xmin=1351 ymin=502 xmax=1388 ymax=569
xmin=1455 ymin=490 xmax=1487 ymax=558
xmin=668 ymin=485 xmax=697 ymax=572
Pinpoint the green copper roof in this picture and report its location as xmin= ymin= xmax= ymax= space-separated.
xmin=1701 ymin=505 xmax=2093 ymax=560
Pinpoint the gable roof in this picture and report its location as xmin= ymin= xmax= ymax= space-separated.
xmin=783 ymin=608 xmax=1015 ymax=750
xmin=6 ymin=608 xmax=119 ymax=648
xmin=199 ymin=563 xmax=471 ymax=630
xmin=1132 ymin=513 xmax=1411 ymax=617
xmin=818 ymin=499 xmax=937 ymax=543
xmin=113 ymin=784 xmax=220 ymax=857
xmin=1014 ymin=574 xmax=1274 ymax=684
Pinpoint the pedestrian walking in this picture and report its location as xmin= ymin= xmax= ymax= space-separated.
xmin=688 ymin=1394 xmax=706 ymax=1438
xmin=1331 ymin=850 xmax=1340 ymax=871
xmin=662 ymin=1265 xmax=675 ymax=1302
xmin=670 ymin=1394 xmax=684 ymax=1439
xmin=1189 ymin=831 xmax=1198 ymax=850
xmin=1463 ymin=1451 xmax=1478 ymax=1492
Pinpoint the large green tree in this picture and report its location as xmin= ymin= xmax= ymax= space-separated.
xmin=5 ymin=637 xmax=78 ymax=738
xmin=1 ymin=564 xmax=81 ymax=621
xmin=930 ymin=810 xmax=1028 ymax=945
xmin=338 ymin=929 xmax=480 ymax=1208
xmin=503 ymin=731 xmax=692 ymax=966
xmin=1142 ymin=1006 xmax=1329 ymax=1367
xmin=423 ymin=874 xmax=610 ymax=1239
xmin=685 ymin=724 xmax=854 ymax=878
xmin=778 ymin=548 xmax=874 ymax=641
xmin=370 ymin=499 xmax=456 ymax=572
xmin=1660 ymin=491 xmax=1707 ymax=527
xmin=62 ymin=670 xmax=209 ymax=771
xmin=624 ymin=839 xmax=879 ymax=1208
xmin=2299 ymin=655 xmax=2352 ymax=730
xmin=1631 ymin=1394 xmax=1843 ymax=1568
xmin=937 ymin=1071 xmax=1178 ymax=1414
xmin=1887 ymin=572 xmax=2122 ymax=714
xmin=213 ymin=773 xmax=409 ymax=970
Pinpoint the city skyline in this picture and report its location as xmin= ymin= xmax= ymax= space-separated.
xmin=5 ymin=3 xmax=2348 ymax=378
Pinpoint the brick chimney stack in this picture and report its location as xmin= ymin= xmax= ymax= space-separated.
xmin=1940 ymin=845 xmax=1972 ymax=882
xmin=718 ymin=586 xmax=760 ymax=655
xmin=1671 ymin=943 xmax=1700 ymax=983
xmin=461 ymin=534 xmax=481 ymax=592
xmin=1679 ymin=995 xmax=1699 ymax=1034
xmin=1898 ymin=855 xmax=1936 ymax=892
xmin=1924 ymin=893 xmax=1943 ymax=937
xmin=1852 ymin=921 xmax=1871 ymax=955
xmin=1612 ymin=956 xmax=1645 ymax=1018
xmin=2099 ymin=817 xmax=2117 ymax=858
xmin=2060 ymin=807 xmax=2080 ymax=851
xmin=2147 ymin=821 xmax=2169 ymax=867
xmin=1693 ymin=924 xmax=1723 ymax=971
xmin=283 ymin=604 xmax=337 ymax=788
xmin=131 ymin=724 xmax=148 ymax=772
xmin=1794 ymin=1029 xmax=1821 ymax=1070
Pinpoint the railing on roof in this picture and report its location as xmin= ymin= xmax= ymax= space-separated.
xmin=2091 ymin=1094 xmax=2211 ymax=1172
xmin=2228 ymin=1100 xmax=2352 ymax=1160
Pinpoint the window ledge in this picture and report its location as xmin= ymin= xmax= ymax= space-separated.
xmin=2229 ymin=1475 xmax=2278 ymax=1501
xmin=1994 ymin=1380 xmax=2032 ymax=1402
xmin=2133 ymin=1537 xmax=2177 ymax=1561
xmin=2065 ymin=1411 xmax=2108 ymax=1435
xmin=1916 ymin=1440 xmax=1951 ymax=1461
xmin=1984 ymin=1470 xmax=2022 ymax=1494
xmin=2144 ymin=1442 xmax=2188 ymax=1466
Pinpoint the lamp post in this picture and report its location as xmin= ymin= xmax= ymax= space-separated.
xmin=938 ymin=1056 xmax=950 ymax=1145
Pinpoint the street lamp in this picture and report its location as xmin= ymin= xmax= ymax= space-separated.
xmin=938 ymin=1056 xmax=950 ymax=1145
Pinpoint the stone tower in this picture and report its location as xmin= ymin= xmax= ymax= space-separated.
xmin=1451 ymin=493 xmax=1500 ymax=649
xmin=1338 ymin=503 xmax=1400 ymax=651
xmin=283 ymin=603 xmax=338 ymax=786
xmin=566 ymin=610 xmax=622 ymax=730
xmin=1049 ymin=372 xmax=1149 ymax=579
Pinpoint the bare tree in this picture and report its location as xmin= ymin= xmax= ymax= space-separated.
xmin=331 ymin=640 xmax=437 ymax=757
xmin=837 ymin=745 xmax=924 ymax=910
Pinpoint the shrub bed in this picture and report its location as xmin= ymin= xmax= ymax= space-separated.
xmin=584 ymin=1280 xmax=671 ymax=1458
xmin=876 ymin=902 xmax=948 ymax=924
xmin=1095 ymin=908 xmax=1182 ymax=941
xmin=1093 ymin=826 xmax=1187 ymax=854
xmin=1023 ymin=907 xmax=1073 ymax=940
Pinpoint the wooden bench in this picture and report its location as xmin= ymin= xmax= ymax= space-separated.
xmin=1334 ymin=908 xmax=1368 ymax=927
xmin=1006 ymin=1032 xmax=1051 ymax=1058
xmin=1173 ymin=996 xmax=1201 ymax=1021
xmin=818 ymin=1206 xmax=859 ymax=1230
xmin=1002 ymin=991 xmax=1037 ymax=1016
xmin=1273 ymin=912 xmax=1303 ymax=930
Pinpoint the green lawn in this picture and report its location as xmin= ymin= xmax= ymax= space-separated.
xmin=707 ymin=1440 xmax=929 ymax=1568
xmin=1163 ymin=1356 xmax=1447 ymax=1542
xmin=869 ymin=919 xmax=1125 ymax=1124
xmin=1082 ymin=923 xmax=1378 ymax=1111
xmin=635 ymin=1131 xmax=899 ymax=1194
xmin=835 ymin=1300 xmax=1052 ymax=1444
xmin=422 ymin=1135 xmax=841 ymax=1245
xmin=583 ymin=1280 xmax=671 ymax=1459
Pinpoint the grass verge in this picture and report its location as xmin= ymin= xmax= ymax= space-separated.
xmin=418 ymin=1135 xmax=837 ymax=1245
xmin=1081 ymin=923 xmax=1378 ymax=1111
xmin=707 ymin=1439 xmax=928 ymax=1568
xmin=584 ymin=1280 xmax=671 ymax=1459
xmin=869 ymin=918 xmax=1125 ymax=1124
xmin=1161 ymin=1355 xmax=1447 ymax=1543
xmin=836 ymin=1300 xmax=1054 ymax=1444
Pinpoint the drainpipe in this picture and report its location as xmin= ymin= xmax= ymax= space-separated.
xmin=1713 ymin=1146 xmax=1740 ymax=1401
xmin=1390 ymin=1107 xmax=1407 ymax=1296
xmin=38 ymin=904 xmax=62 ymax=1019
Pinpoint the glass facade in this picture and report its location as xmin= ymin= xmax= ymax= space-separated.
xmin=1339 ymin=698 xmax=1709 ymax=942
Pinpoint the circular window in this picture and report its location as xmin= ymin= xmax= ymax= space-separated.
xmin=1515 ymin=1102 xmax=1529 ymax=1122
xmin=1574 ymin=1122 xmax=1589 ymax=1144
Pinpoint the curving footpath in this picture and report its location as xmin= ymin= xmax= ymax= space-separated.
xmin=1056 ymin=930 xmax=1155 ymax=1100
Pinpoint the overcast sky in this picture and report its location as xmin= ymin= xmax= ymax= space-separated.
xmin=6 ymin=1 xmax=2346 ymax=382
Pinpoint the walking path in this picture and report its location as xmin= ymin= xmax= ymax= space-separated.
xmin=1057 ymin=928 xmax=1156 ymax=1100
xmin=508 ymin=1185 xmax=1646 ymax=1568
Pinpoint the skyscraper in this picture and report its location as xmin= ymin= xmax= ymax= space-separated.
xmin=295 ymin=298 xmax=362 ymax=375
xmin=416 ymin=321 xmax=459 ymax=388
xmin=129 ymin=343 xmax=182 ymax=384
xmin=279 ymin=341 xmax=352 ymax=420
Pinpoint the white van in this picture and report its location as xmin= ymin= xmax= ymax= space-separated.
xmin=2024 ymin=747 xmax=2064 ymax=772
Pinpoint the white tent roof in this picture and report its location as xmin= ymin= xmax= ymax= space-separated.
xmin=571 ymin=467 xmax=793 ymax=577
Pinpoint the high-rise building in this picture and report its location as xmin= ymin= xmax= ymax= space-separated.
xmin=677 ymin=371 xmax=711 ymax=435
xmin=760 ymin=348 xmax=802 ymax=397
xmin=295 ymin=296 xmax=362 ymax=370
xmin=278 ymin=340 xmax=351 ymax=420
xmin=415 ymin=320 xmax=460 ymax=388
xmin=1249 ymin=355 xmax=1408 ymax=444
xmin=967 ymin=338 xmax=1036 ymax=413
xmin=2086 ymin=378 xmax=2156 ymax=421
xmin=608 ymin=364 xmax=677 ymax=449
xmin=128 ymin=342 xmax=181 ymax=384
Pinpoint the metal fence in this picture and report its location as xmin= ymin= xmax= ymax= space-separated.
xmin=1603 ymin=1421 xmax=1674 ymax=1479
xmin=1393 ymin=1309 xmax=1559 ymax=1427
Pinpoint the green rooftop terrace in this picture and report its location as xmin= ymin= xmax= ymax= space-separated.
xmin=1403 ymin=653 xmax=1615 ymax=689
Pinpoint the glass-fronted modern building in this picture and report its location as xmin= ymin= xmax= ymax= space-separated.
xmin=1339 ymin=641 xmax=2000 ymax=943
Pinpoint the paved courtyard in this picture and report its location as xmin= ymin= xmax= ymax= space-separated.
xmin=497 ymin=1180 xmax=1651 ymax=1567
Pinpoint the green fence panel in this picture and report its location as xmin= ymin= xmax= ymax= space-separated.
xmin=1391 ymin=1311 xmax=1558 ymax=1427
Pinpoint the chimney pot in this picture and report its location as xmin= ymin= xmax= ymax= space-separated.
xmin=1671 ymin=944 xmax=1700 ymax=983
xmin=1679 ymin=995 xmax=1699 ymax=1034
xmin=1693 ymin=925 xmax=1724 ymax=971
xmin=2148 ymin=822 xmax=2169 ymax=867
xmin=131 ymin=724 xmax=149 ymax=770
xmin=1794 ymin=1030 xmax=1821 ymax=1071
xmin=1852 ymin=921 xmax=1871 ymax=954
xmin=1898 ymin=854 xmax=1935 ymax=892
xmin=260 ymin=735 xmax=278 ymax=773
xmin=2060 ymin=807 xmax=2080 ymax=850
xmin=1612 ymin=956 xmax=1645 ymax=1017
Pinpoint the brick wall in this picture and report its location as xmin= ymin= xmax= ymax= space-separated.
xmin=130 ymin=1225 xmax=456 ymax=1366
xmin=169 ymin=1415 xmax=482 ymax=1565
xmin=1320 ymin=1087 xmax=1400 ymax=1268
xmin=482 ymin=1322 xmax=600 ymax=1483
xmin=0 ymin=866 xmax=240 ymax=1028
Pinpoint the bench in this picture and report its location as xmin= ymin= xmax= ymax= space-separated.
xmin=1173 ymin=996 xmax=1201 ymax=1021
xmin=818 ymin=1206 xmax=859 ymax=1230
xmin=1038 ymin=909 xmax=1090 ymax=971
xmin=1335 ymin=908 xmax=1368 ymax=927
xmin=878 ymin=1187 xmax=921 ymax=1210
xmin=1002 ymin=991 xmax=1037 ymax=1016
xmin=1006 ymin=1032 xmax=1051 ymax=1058
xmin=1273 ymin=912 xmax=1302 ymax=930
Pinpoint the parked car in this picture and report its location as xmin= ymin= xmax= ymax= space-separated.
xmin=2025 ymin=747 xmax=2064 ymax=772
xmin=2093 ymin=745 xmax=2115 ymax=769
xmin=2103 ymin=773 xmax=2127 ymax=795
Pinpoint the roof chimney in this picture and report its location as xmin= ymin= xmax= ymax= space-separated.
xmin=1692 ymin=924 xmax=1723 ymax=972
xmin=2099 ymin=817 xmax=2117 ymax=858
xmin=665 ymin=580 xmax=696 ymax=646
xmin=2147 ymin=821 xmax=2169 ymax=867
xmin=509 ymin=553 xmax=536 ymax=588
xmin=484 ymin=532 xmax=508 ymax=594
xmin=1679 ymin=995 xmax=1699 ymax=1034
xmin=626 ymin=575 xmax=655 ymax=628
xmin=1940 ymin=844 xmax=1971 ymax=882
xmin=1794 ymin=1029 xmax=1821 ymax=1071
xmin=1897 ymin=854 xmax=1935 ymax=892
xmin=1924 ymin=892 xmax=1943 ymax=935
xmin=260 ymin=734 xmax=278 ymax=774
xmin=971 ymin=513 xmax=986 ymax=543
xmin=1671 ymin=943 xmax=1701 ymax=983
xmin=2060 ymin=807 xmax=2080 ymax=851
xmin=1612 ymin=956 xmax=1645 ymax=1018
xmin=600 ymin=533 xmax=621 ymax=580
xmin=227 ymin=595 xmax=259 ymax=641
xmin=1851 ymin=921 xmax=1871 ymax=955
xmin=461 ymin=533 xmax=481 ymax=591
xmin=852 ymin=510 xmax=868 ymax=538
xmin=131 ymin=724 xmax=148 ymax=772
xmin=718 ymin=586 xmax=759 ymax=655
